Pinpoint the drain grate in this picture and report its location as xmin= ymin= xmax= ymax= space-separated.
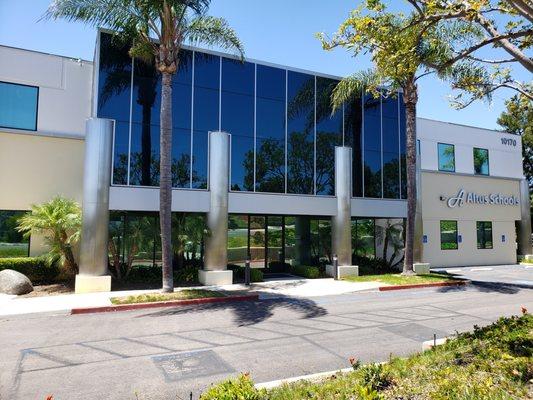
xmin=152 ymin=350 xmax=234 ymax=381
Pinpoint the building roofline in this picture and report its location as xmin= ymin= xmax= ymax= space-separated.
xmin=417 ymin=117 xmax=515 ymax=136
xmin=0 ymin=43 xmax=93 ymax=64
xmin=97 ymin=27 xmax=343 ymax=81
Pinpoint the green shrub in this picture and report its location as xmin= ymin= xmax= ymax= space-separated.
xmin=353 ymin=255 xmax=398 ymax=276
xmin=174 ymin=265 xmax=199 ymax=283
xmin=291 ymin=265 xmax=320 ymax=279
xmin=0 ymin=257 xmax=60 ymax=284
xmin=250 ymin=268 xmax=263 ymax=282
xmin=200 ymin=374 xmax=263 ymax=400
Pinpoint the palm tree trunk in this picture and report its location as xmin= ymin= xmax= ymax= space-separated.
xmin=402 ymin=77 xmax=418 ymax=275
xmin=160 ymin=71 xmax=174 ymax=292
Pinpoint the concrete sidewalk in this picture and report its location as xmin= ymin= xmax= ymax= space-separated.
xmin=0 ymin=278 xmax=382 ymax=316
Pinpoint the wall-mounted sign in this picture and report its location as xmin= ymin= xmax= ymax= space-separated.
xmin=501 ymin=137 xmax=517 ymax=147
xmin=440 ymin=189 xmax=520 ymax=208
xmin=423 ymin=235 xmax=428 ymax=243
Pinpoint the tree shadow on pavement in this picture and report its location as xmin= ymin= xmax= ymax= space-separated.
xmin=437 ymin=280 xmax=531 ymax=295
xmin=135 ymin=291 xmax=328 ymax=326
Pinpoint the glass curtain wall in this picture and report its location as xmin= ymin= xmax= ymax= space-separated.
xmin=99 ymin=32 xmax=405 ymax=199
xmin=108 ymin=212 xmax=205 ymax=270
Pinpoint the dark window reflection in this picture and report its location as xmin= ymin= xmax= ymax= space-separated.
xmin=399 ymin=93 xmax=407 ymax=199
xmin=287 ymin=71 xmax=315 ymax=194
xmin=382 ymin=96 xmax=400 ymax=198
xmin=113 ymin=121 xmax=129 ymax=185
xmin=222 ymin=58 xmax=255 ymax=191
xmin=364 ymin=95 xmax=382 ymax=197
xmin=383 ymin=152 xmax=400 ymax=198
xmin=344 ymin=97 xmax=363 ymax=197
xmin=130 ymin=122 xmax=160 ymax=186
xmin=193 ymin=52 xmax=219 ymax=188
xmin=98 ymin=33 xmax=132 ymax=185
xmin=256 ymin=65 xmax=286 ymax=193
xmin=316 ymin=77 xmax=342 ymax=195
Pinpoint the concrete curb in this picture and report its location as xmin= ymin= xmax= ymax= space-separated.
xmin=255 ymin=367 xmax=354 ymax=389
xmin=71 ymin=294 xmax=259 ymax=315
xmin=378 ymin=280 xmax=469 ymax=292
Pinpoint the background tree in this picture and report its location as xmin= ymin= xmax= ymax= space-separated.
xmin=318 ymin=1 xmax=480 ymax=274
xmin=45 ymin=0 xmax=244 ymax=292
xmin=497 ymin=93 xmax=533 ymax=187
xmin=405 ymin=0 xmax=532 ymax=107
xmin=17 ymin=197 xmax=81 ymax=277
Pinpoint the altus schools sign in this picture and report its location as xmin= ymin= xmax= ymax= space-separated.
xmin=440 ymin=189 xmax=520 ymax=208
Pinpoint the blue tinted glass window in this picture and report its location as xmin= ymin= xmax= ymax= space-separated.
xmin=172 ymin=128 xmax=191 ymax=188
xmin=98 ymin=33 xmax=133 ymax=185
xmin=383 ymin=152 xmax=400 ymax=198
xmin=316 ymin=77 xmax=342 ymax=195
xmin=364 ymin=95 xmax=382 ymax=197
xmin=130 ymin=122 xmax=160 ymax=186
xmin=192 ymin=52 xmax=220 ymax=189
xmin=287 ymin=71 xmax=315 ymax=195
xmin=399 ymin=93 xmax=407 ymax=199
xmin=113 ymin=121 xmax=129 ymax=185
xmin=97 ymin=32 xmax=132 ymax=123
xmin=256 ymin=65 xmax=286 ymax=193
xmin=344 ymin=97 xmax=363 ymax=197
xmin=438 ymin=143 xmax=455 ymax=172
xmin=222 ymin=58 xmax=254 ymax=95
xmin=364 ymin=150 xmax=382 ymax=198
xmin=221 ymin=59 xmax=254 ymax=191
xmin=192 ymin=130 xmax=208 ymax=188
xmin=0 ymin=82 xmax=38 ymax=131
xmin=382 ymin=96 xmax=400 ymax=198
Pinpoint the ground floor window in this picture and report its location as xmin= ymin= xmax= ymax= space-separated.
xmin=0 ymin=210 xmax=29 ymax=258
xmin=476 ymin=221 xmax=493 ymax=249
xmin=108 ymin=212 xmax=205 ymax=275
xmin=440 ymin=220 xmax=458 ymax=250
xmin=351 ymin=218 xmax=376 ymax=258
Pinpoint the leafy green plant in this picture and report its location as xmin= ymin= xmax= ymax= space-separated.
xmin=16 ymin=197 xmax=81 ymax=277
xmin=200 ymin=374 xmax=263 ymax=400
xmin=359 ymin=363 xmax=391 ymax=391
xmin=0 ymin=257 xmax=60 ymax=284
xmin=291 ymin=265 xmax=320 ymax=279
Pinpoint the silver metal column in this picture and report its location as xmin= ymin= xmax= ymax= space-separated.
xmin=413 ymin=158 xmax=424 ymax=262
xmin=79 ymin=118 xmax=114 ymax=277
xmin=332 ymin=146 xmax=352 ymax=266
xmin=204 ymin=131 xmax=230 ymax=271
xmin=518 ymin=179 xmax=532 ymax=256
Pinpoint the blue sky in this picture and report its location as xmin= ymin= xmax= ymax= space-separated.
xmin=0 ymin=0 xmax=528 ymax=130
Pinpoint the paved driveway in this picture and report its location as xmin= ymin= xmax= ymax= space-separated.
xmin=0 ymin=265 xmax=531 ymax=400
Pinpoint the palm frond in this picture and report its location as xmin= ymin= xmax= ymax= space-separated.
xmin=331 ymin=69 xmax=383 ymax=112
xmin=186 ymin=15 xmax=245 ymax=60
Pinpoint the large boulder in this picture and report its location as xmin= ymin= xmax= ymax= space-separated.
xmin=0 ymin=269 xmax=33 ymax=295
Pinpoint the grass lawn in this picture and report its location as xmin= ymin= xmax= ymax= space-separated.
xmin=343 ymin=272 xmax=459 ymax=285
xmin=110 ymin=289 xmax=225 ymax=305
xmin=201 ymin=313 xmax=533 ymax=399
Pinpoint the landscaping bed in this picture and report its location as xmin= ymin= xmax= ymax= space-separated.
xmin=72 ymin=289 xmax=259 ymax=314
xmin=200 ymin=313 xmax=533 ymax=399
xmin=110 ymin=289 xmax=225 ymax=305
xmin=343 ymin=272 xmax=462 ymax=286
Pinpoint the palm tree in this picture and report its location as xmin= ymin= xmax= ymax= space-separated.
xmin=45 ymin=0 xmax=244 ymax=292
xmin=17 ymin=197 xmax=82 ymax=276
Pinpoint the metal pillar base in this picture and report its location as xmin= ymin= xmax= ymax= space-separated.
xmin=326 ymin=265 xmax=359 ymax=278
xmin=75 ymin=275 xmax=111 ymax=293
xmin=198 ymin=270 xmax=233 ymax=286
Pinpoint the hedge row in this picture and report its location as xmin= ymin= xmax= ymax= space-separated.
xmin=0 ymin=257 xmax=60 ymax=284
